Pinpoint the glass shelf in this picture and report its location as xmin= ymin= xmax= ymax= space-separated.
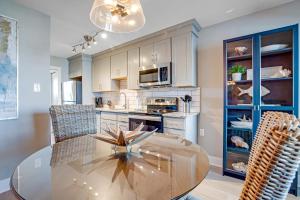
xmin=228 ymin=54 xmax=252 ymax=61
xmin=227 ymin=147 xmax=250 ymax=154
xmin=228 ymin=76 xmax=292 ymax=84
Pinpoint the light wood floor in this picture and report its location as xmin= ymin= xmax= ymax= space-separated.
xmin=0 ymin=171 xmax=299 ymax=199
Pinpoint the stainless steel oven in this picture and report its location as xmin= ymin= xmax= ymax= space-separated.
xmin=128 ymin=114 xmax=163 ymax=133
xmin=139 ymin=62 xmax=171 ymax=87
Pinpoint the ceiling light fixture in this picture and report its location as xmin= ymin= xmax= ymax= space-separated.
xmin=90 ymin=0 xmax=145 ymax=33
xmin=101 ymin=32 xmax=108 ymax=39
xmin=72 ymin=31 xmax=107 ymax=53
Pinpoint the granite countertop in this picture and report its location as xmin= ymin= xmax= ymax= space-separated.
xmin=162 ymin=112 xmax=200 ymax=118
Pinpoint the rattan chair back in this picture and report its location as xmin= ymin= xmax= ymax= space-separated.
xmin=240 ymin=112 xmax=300 ymax=200
xmin=49 ymin=105 xmax=97 ymax=143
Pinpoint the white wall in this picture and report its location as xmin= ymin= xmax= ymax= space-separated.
xmin=0 ymin=0 xmax=51 ymax=180
xmin=50 ymin=56 xmax=69 ymax=82
xmin=198 ymin=0 xmax=300 ymax=167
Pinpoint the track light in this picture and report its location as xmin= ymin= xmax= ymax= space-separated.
xmin=71 ymin=31 xmax=107 ymax=53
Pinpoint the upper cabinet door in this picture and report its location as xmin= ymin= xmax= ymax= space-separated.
xmin=154 ymin=38 xmax=171 ymax=64
xmin=225 ymin=37 xmax=254 ymax=106
xmin=69 ymin=60 xmax=82 ymax=78
xmin=140 ymin=43 xmax=154 ymax=67
xmin=172 ymin=33 xmax=198 ymax=87
xmin=92 ymin=57 xmax=119 ymax=92
xmin=259 ymin=29 xmax=294 ymax=108
xmin=127 ymin=48 xmax=140 ymax=90
xmin=111 ymin=51 xmax=128 ymax=80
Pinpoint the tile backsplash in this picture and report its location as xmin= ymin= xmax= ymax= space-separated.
xmin=96 ymin=80 xmax=201 ymax=113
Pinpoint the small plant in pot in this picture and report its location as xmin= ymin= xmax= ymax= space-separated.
xmin=230 ymin=65 xmax=246 ymax=81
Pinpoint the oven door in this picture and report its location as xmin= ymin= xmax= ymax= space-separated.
xmin=129 ymin=115 xmax=163 ymax=133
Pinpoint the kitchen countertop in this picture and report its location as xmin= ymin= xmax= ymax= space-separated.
xmin=96 ymin=108 xmax=199 ymax=118
xmin=162 ymin=112 xmax=200 ymax=118
xmin=95 ymin=108 xmax=147 ymax=114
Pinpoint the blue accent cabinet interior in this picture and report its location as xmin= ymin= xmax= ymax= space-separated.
xmin=223 ymin=24 xmax=299 ymax=196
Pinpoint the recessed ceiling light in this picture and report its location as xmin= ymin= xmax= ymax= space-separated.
xmin=226 ymin=8 xmax=234 ymax=14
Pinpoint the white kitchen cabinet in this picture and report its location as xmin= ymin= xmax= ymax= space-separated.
xmin=99 ymin=112 xmax=129 ymax=133
xmin=92 ymin=57 xmax=119 ymax=92
xmin=154 ymin=38 xmax=171 ymax=64
xmin=172 ymin=32 xmax=198 ymax=87
xmin=140 ymin=38 xmax=171 ymax=67
xmin=127 ymin=48 xmax=140 ymax=90
xmin=69 ymin=59 xmax=82 ymax=78
xmin=163 ymin=114 xmax=198 ymax=143
xmin=111 ymin=52 xmax=128 ymax=80
xmin=140 ymin=43 xmax=154 ymax=67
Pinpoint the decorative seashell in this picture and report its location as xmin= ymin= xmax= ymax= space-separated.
xmin=232 ymin=162 xmax=247 ymax=173
xmin=231 ymin=136 xmax=249 ymax=149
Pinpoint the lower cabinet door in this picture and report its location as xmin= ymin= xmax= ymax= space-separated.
xmin=101 ymin=119 xmax=117 ymax=132
xmin=118 ymin=121 xmax=129 ymax=131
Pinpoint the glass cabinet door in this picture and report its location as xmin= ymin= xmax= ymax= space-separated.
xmin=226 ymin=38 xmax=253 ymax=106
xmin=260 ymin=30 xmax=294 ymax=107
xmin=225 ymin=109 xmax=253 ymax=176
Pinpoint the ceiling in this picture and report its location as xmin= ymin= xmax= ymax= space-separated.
xmin=13 ymin=0 xmax=294 ymax=58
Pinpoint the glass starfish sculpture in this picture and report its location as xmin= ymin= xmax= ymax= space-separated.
xmin=91 ymin=123 xmax=157 ymax=147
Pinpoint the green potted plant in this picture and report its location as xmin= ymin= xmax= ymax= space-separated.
xmin=230 ymin=65 xmax=246 ymax=81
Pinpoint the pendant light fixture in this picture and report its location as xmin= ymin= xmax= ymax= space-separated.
xmin=90 ymin=0 xmax=145 ymax=33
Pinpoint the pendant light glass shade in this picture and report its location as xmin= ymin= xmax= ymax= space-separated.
xmin=90 ymin=0 xmax=145 ymax=33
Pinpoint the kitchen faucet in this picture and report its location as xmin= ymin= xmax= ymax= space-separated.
xmin=120 ymin=92 xmax=127 ymax=109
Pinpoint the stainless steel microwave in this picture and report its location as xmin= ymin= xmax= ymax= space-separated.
xmin=138 ymin=62 xmax=172 ymax=87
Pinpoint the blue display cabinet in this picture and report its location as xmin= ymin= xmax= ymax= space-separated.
xmin=223 ymin=24 xmax=299 ymax=195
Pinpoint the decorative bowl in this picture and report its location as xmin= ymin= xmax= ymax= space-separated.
xmin=261 ymin=44 xmax=288 ymax=52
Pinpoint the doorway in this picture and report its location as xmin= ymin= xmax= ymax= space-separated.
xmin=50 ymin=66 xmax=62 ymax=105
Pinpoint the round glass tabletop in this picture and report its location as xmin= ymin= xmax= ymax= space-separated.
xmin=11 ymin=134 xmax=209 ymax=200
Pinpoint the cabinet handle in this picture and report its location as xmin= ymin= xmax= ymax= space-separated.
xmin=257 ymin=105 xmax=260 ymax=111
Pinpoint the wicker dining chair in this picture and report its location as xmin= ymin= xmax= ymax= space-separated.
xmin=49 ymin=105 xmax=97 ymax=143
xmin=240 ymin=111 xmax=300 ymax=200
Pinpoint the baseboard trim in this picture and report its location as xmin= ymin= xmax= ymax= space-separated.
xmin=208 ymin=155 xmax=222 ymax=168
xmin=0 ymin=178 xmax=10 ymax=194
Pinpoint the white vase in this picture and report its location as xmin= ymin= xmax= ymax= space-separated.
xmin=232 ymin=73 xmax=242 ymax=81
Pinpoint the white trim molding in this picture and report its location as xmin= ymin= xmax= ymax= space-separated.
xmin=0 ymin=178 xmax=10 ymax=194
xmin=208 ymin=155 xmax=223 ymax=168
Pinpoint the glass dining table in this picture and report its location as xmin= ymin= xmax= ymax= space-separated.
xmin=10 ymin=133 xmax=209 ymax=200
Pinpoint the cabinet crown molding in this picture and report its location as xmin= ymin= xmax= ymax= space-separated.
xmin=92 ymin=19 xmax=201 ymax=59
